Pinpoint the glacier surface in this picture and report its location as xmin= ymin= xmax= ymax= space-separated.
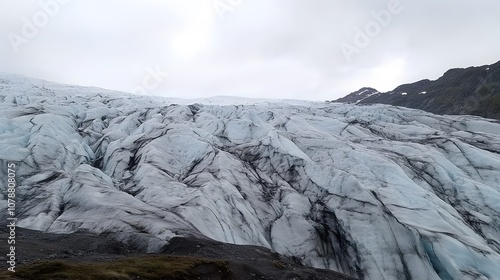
xmin=1 ymin=74 xmax=500 ymax=279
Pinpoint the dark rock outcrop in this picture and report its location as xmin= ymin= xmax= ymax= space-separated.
xmin=335 ymin=60 xmax=500 ymax=120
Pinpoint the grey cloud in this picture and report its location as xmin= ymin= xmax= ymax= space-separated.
xmin=1 ymin=0 xmax=499 ymax=100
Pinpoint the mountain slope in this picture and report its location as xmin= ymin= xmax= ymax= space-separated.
xmin=1 ymin=75 xmax=500 ymax=279
xmin=336 ymin=60 xmax=500 ymax=120
xmin=333 ymin=87 xmax=379 ymax=104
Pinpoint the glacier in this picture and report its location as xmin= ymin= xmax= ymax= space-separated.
xmin=1 ymin=74 xmax=500 ymax=279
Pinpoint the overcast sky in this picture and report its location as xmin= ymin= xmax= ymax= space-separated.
xmin=1 ymin=0 xmax=500 ymax=100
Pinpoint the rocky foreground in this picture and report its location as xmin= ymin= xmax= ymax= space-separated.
xmin=0 ymin=227 xmax=354 ymax=280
